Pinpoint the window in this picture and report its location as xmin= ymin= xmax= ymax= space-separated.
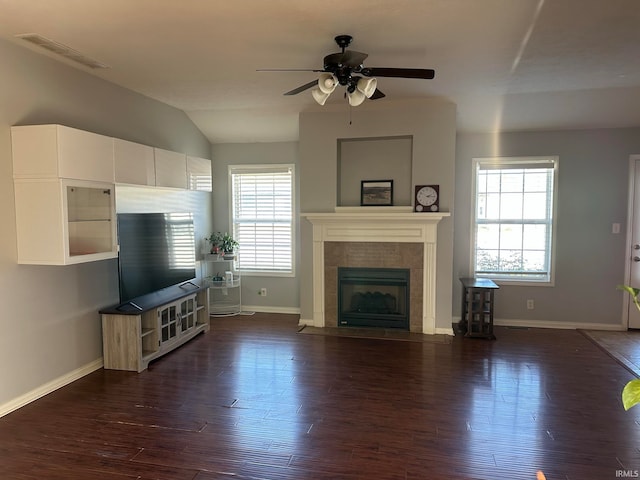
xmin=229 ymin=164 xmax=294 ymax=275
xmin=472 ymin=156 xmax=558 ymax=283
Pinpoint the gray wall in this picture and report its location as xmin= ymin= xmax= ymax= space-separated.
xmin=0 ymin=38 xmax=211 ymax=410
xmin=338 ymin=136 xmax=413 ymax=206
xmin=298 ymin=98 xmax=457 ymax=330
xmin=454 ymin=129 xmax=640 ymax=327
xmin=210 ymin=142 xmax=300 ymax=312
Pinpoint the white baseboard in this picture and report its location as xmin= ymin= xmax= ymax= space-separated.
xmin=452 ymin=316 xmax=626 ymax=331
xmin=436 ymin=326 xmax=455 ymax=336
xmin=241 ymin=305 xmax=301 ymax=315
xmin=298 ymin=317 xmax=316 ymax=327
xmin=0 ymin=358 xmax=104 ymax=418
xmin=493 ymin=318 xmax=626 ymax=331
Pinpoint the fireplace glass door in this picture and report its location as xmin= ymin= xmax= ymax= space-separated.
xmin=338 ymin=267 xmax=409 ymax=329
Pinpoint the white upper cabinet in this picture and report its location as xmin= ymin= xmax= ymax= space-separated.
xmin=10 ymin=124 xmax=209 ymax=264
xmin=187 ymin=155 xmax=212 ymax=191
xmin=11 ymin=124 xmax=114 ymax=183
xmin=14 ymin=178 xmax=117 ymax=265
xmin=114 ymin=138 xmax=156 ymax=186
xmin=154 ymin=148 xmax=187 ymax=189
xmin=11 ymin=125 xmax=117 ymax=265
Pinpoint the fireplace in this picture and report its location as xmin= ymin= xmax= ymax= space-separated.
xmin=302 ymin=209 xmax=449 ymax=335
xmin=338 ymin=267 xmax=410 ymax=329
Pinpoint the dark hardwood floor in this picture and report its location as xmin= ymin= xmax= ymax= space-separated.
xmin=1 ymin=313 xmax=639 ymax=480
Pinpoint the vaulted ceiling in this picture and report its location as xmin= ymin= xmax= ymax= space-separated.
xmin=1 ymin=0 xmax=639 ymax=143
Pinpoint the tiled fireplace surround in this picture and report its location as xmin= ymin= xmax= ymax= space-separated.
xmin=303 ymin=210 xmax=449 ymax=334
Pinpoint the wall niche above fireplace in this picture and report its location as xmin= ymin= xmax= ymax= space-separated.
xmin=337 ymin=136 xmax=412 ymax=207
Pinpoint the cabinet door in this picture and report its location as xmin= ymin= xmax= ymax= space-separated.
xmin=14 ymin=179 xmax=64 ymax=264
xmin=159 ymin=303 xmax=180 ymax=345
xmin=11 ymin=124 xmax=115 ymax=183
xmin=179 ymin=295 xmax=197 ymax=333
xmin=154 ymin=148 xmax=187 ymax=189
xmin=187 ymin=156 xmax=212 ymax=191
xmin=65 ymin=181 xmax=116 ymax=260
xmin=114 ymin=138 xmax=156 ymax=186
xmin=57 ymin=126 xmax=114 ymax=183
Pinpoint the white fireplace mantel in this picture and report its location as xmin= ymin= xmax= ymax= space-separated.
xmin=302 ymin=208 xmax=450 ymax=334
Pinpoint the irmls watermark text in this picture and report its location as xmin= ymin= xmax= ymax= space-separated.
xmin=616 ymin=470 xmax=639 ymax=478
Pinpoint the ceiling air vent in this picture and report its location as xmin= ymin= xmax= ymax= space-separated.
xmin=15 ymin=33 xmax=110 ymax=70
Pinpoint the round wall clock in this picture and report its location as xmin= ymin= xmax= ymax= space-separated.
xmin=414 ymin=185 xmax=439 ymax=212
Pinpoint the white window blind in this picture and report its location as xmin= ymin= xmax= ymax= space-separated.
xmin=230 ymin=165 xmax=294 ymax=274
xmin=189 ymin=174 xmax=212 ymax=192
xmin=472 ymin=156 xmax=558 ymax=283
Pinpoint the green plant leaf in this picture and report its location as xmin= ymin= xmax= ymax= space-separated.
xmin=618 ymin=285 xmax=640 ymax=313
xmin=622 ymin=379 xmax=640 ymax=410
xmin=618 ymin=284 xmax=640 ymax=297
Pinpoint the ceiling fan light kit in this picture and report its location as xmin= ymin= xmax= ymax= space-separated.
xmin=318 ymin=73 xmax=338 ymax=94
xmin=266 ymin=35 xmax=435 ymax=107
xmin=357 ymin=77 xmax=377 ymax=98
xmin=311 ymin=88 xmax=330 ymax=105
xmin=348 ymin=88 xmax=366 ymax=106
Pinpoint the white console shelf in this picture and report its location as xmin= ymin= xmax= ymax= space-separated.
xmin=100 ymin=286 xmax=210 ymax=372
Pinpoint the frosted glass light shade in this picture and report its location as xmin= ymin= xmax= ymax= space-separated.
xmin=318 ymin=73 xmax=338 ymax=94
xmin=311 ymin=88 xmax=330 ymax=105
xmin=348 ymin=89 xmax=366 ymax=106
xmin=357 ymin=77 xmax=377 ymax=98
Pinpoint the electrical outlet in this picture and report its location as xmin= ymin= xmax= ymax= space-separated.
xmin=260 ymin=288 xmax=267 ymax=296
xmin=527 ymin=299 xmax=534 ymax=310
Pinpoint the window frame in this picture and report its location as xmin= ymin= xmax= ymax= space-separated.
xmin=470 ymin=156 xmax=559 ymax=286
xmin=228 ymin=164 xmax=295 ymax=277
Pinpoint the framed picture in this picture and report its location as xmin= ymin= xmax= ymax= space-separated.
xmin=360 ymin=180 xmax=393 ymax=206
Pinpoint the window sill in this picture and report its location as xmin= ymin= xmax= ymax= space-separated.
xmin=240 ymin=271 xmax=295 ymax=278
xmin=477 ymin=277 xmax=554 ymax=287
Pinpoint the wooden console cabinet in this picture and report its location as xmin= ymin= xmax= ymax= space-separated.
xmin=100 ymin=287 xmax=210 ymax=372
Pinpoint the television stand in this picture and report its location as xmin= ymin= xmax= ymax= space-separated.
xmin=100 ymin=286 xmax=210 ymax=372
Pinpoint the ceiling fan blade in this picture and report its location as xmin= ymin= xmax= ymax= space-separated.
xmin=370 ymin=89 xmax=386 ymax=100
xmin=324 ymin=50 xmax=368 ymax=69
xmin=283 ymin=80 xmax=318 ymax=96
xmin=257 ymin=68 xmax=324 ymax=72
xmin=342 ymin=50 xmax=368 ymax=66
xmin=361 ymin=67 xmax=435 ymax=79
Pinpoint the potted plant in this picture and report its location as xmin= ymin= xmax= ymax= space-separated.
xmin=220 ymin=232 xmax=238 ymax=258
xmin=206 ymin=232 xmax=224 ymax=255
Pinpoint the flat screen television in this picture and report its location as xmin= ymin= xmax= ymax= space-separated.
xmin=117 ymin=212 xmax=197 ymax=304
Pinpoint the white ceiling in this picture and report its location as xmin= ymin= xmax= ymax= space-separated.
xmin=1 ymin=0 xmax=640 ymax=144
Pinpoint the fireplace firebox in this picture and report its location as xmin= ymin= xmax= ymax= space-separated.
xmin=338 ymin=267 xmax=410 ymax=329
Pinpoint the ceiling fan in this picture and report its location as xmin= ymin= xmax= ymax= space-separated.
xmin=259 ymin=35 xmax=435 ymax=106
